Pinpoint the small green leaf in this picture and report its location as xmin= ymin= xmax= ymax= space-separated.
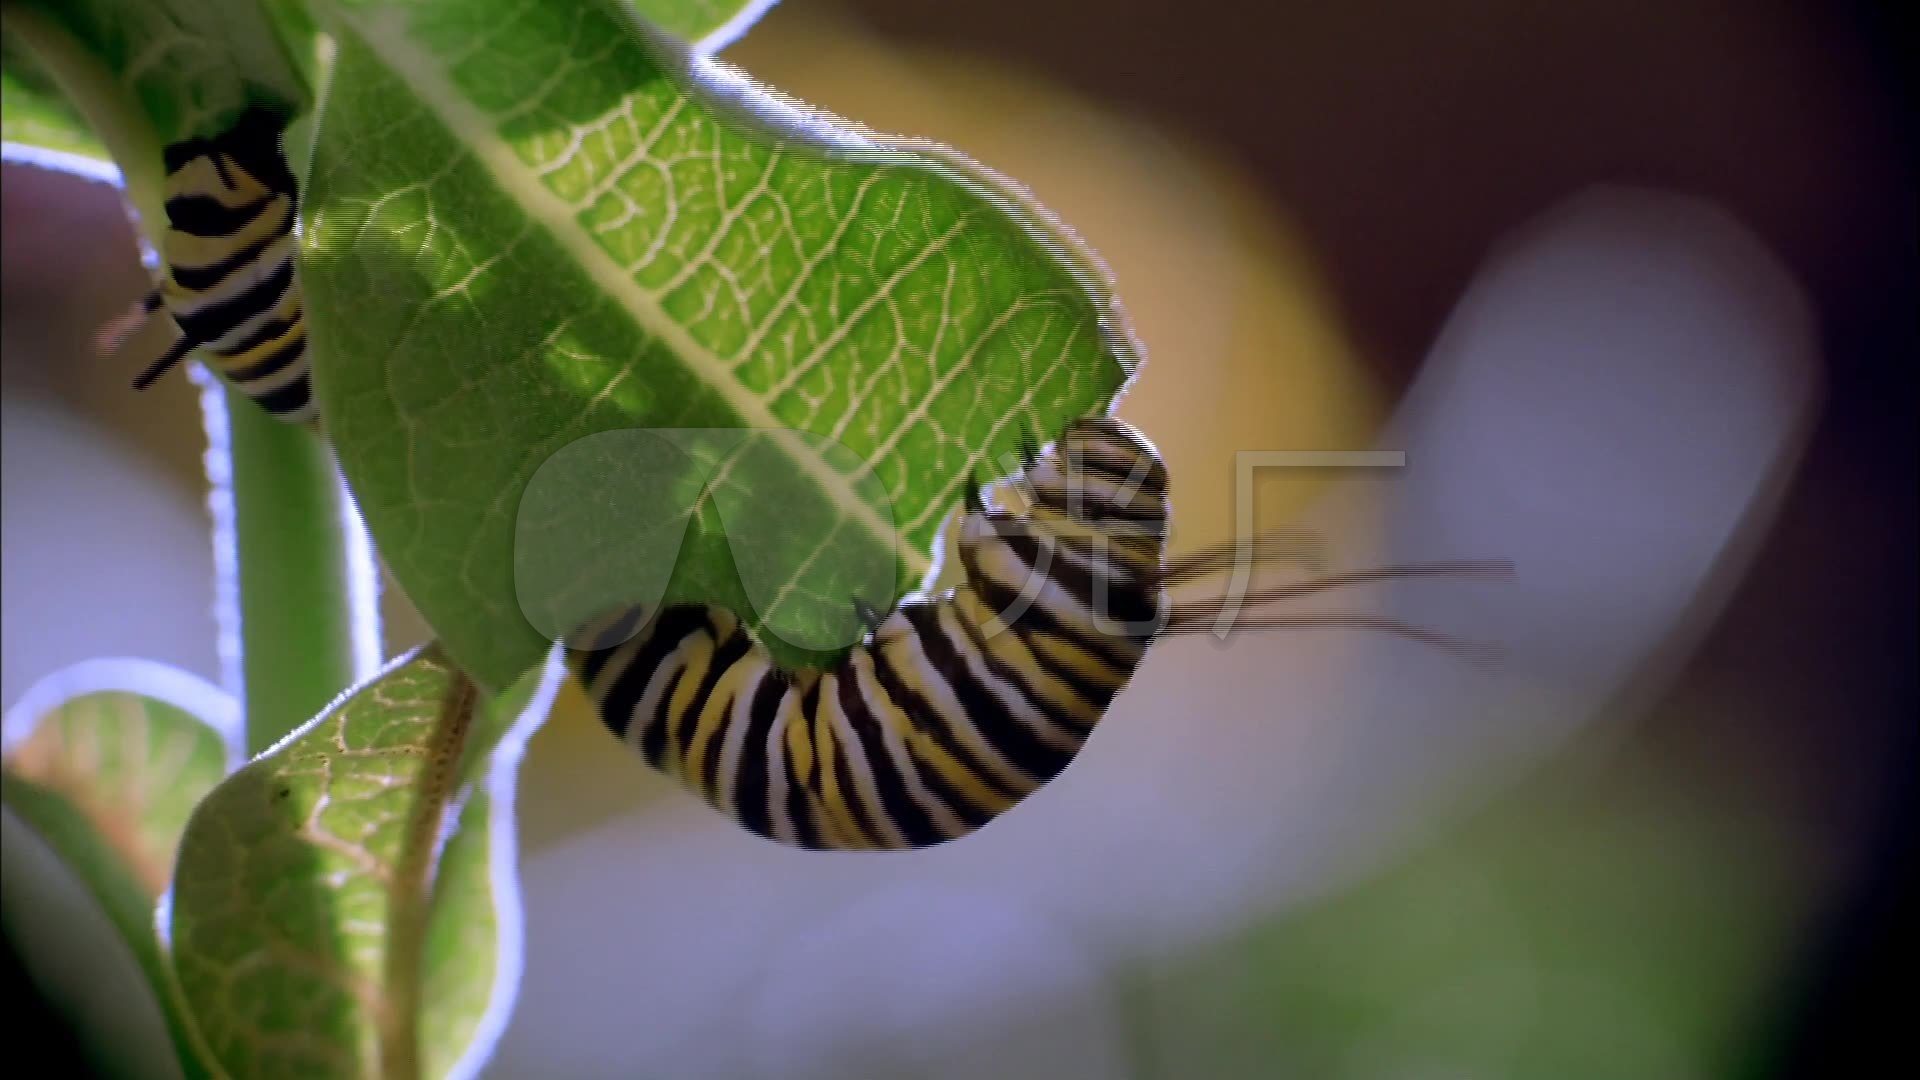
xmin=1 ymin=658 xmax=241 ymax=1079
xmin=301 ymin=0 xmax=1139 ymax=688
xmin=164 ymin=643 xmax=561 ymax=1079
xmin=630 ymin=0 xmax=782 ymax=51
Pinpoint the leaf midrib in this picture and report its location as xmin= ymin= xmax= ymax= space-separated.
xmin=336 ymin=6 xmax=932 ymax=578
xmin=378 ymin=652 xmax=478 ymax=1080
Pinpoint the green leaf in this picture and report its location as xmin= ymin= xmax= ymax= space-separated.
xmin=163 ymin=642 xmax=562 ymax=1079
xmin=629 ymin=0 xmax=782 ymax=51
xmin=1 ymin=35 xmax=111 ymax=160
xmin=1 ymin=658 xmax=241 ymax=1079
xmin=300 ymin=0 xmax=1139 ymax=687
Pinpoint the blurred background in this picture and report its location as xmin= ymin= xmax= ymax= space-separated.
xmin=3 ymin=0 xmax=1911 ymax=1077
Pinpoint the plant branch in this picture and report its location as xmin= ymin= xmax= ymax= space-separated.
xmin=212 ymin=382 xmax=367 ymax=756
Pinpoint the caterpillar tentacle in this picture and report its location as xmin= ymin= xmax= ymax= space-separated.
xmin=1156 ymin=531 xmax=1329 ymax=586
xmin=1161 ymin=560 xmax=1515 ymax=626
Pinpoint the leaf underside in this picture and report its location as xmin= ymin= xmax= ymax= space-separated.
xmin=164 ymin=643 xmax=554 ymax=1078
xmin=301 ymin=0 xmax=1138 ymax=688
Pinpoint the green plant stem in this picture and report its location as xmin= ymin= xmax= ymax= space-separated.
xmin=225 ymin=386 xmax=361 ymax=756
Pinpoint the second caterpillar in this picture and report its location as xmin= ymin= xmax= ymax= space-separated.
xmin=100 ymin=103 xmax=316 ymax=426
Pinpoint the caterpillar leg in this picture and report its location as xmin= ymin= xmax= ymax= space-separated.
xmin=129 ymin=332 xmax=198 ymax=391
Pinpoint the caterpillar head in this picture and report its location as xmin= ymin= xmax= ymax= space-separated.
xmin=959 ymin=414 xmax=1171 ymax=583
xmin=1058 ymin=416 xmax=1169 ymax=495
xmin=1019 ymin=416 xmax=1170 ymax=539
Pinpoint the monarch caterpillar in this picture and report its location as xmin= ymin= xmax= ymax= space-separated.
xmin=97 ymin=103 xmax=315 ymax=426
xmin=563 ymin=415 xmax=1508 ymax=851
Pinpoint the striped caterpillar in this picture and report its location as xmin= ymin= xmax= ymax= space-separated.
xmin=99 ymin=104 xmax=315 ymax=425
xmin=564 ymin=415 xmax=1506 ymax=850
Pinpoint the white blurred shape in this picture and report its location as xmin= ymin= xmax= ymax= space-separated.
xmin=492 ymin=805 xmax=820 ymax=1078
xmin=0 ymin=392 xmax=221 ymax=710
xmin=1287 ymin=185 xmax=1820 ymax=902
xmin=1382 ymin=186 xmax=1817 ymax=691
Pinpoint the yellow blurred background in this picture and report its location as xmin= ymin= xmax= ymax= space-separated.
xmin=3 ymin=0 xmax=1911 ymax=1078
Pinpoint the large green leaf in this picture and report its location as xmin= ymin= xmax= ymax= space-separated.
xmin=300 ymin=0 xmax=1139 ymax=687
xmin=1 ymin=658 xmax=241 ymax=1079
xmin=163 ymin=643 xmax=563 ymax=1078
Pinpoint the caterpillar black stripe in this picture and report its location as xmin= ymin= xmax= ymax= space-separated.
xmin=99 ymin=104 xmax=315 ymax=425
xmin=564 ymin=415 xmax=1511 ymax=851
